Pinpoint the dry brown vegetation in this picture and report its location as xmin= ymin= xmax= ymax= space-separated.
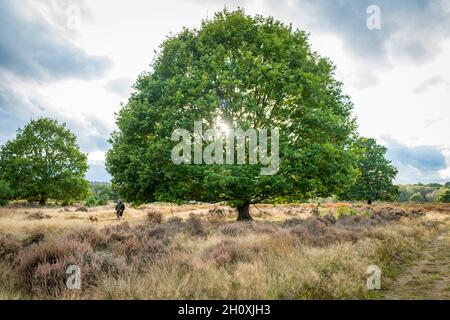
xmin=0 ymin=202 xmax=449 ymax=300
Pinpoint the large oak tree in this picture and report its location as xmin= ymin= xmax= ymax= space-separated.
xmin=106 ymin=9 xmax=358 ymax=220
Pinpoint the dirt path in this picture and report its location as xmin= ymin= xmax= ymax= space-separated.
xmin=380 ymin=225 xmax=450 ymax=300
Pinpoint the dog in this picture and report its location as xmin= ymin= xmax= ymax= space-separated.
xmin=89 ymin=216 xmax=98 ymax=223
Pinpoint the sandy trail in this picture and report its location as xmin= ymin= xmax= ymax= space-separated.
xmin=381 ymin=217 xmax=450 ymax=300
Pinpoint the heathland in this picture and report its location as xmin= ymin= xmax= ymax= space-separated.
xmin=0 ymin=202 xmax=448 ymax=300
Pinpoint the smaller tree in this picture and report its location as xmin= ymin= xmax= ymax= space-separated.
xmin=438 ymin=188 xmax=450 ymax=203
xmin=409 ymin=192 xmax=425 ymax=203
xmin=0 ymin=179 xmax=14 ymax=206
xmin=0 ymin=118 xmax=90 ymax=205
xmin=85 ymin=182 xmax=115 ymax=207
xmin=341 ymin=137 xmax=398 ymax=205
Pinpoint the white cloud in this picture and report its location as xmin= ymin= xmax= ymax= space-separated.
xmin=1 ymin=0 xmax=449 ymax=183
xmin=88 ymin=150 xmax=106 ymax=165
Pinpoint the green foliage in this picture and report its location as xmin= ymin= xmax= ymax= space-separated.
xmin=438 ymin=188 xmax=450 ymax=203
xmin=106 ymin=9 xmax=357 ymax=207
xmin=409 ymin=192 xmax=425 ymax=202
xmin=85 ymin=195 xmax=106 ymax=207
xmin=0 ymin=179 xmax=14 ymax=206
xmin=0 ymin=118 xmax=90 ymax=205
xmin=397 ymin=184 xmax=448 ymax=203
xmin=335 ymin=206 xmax=361 ymax=218
xmin=341 ymin=137 xmax=398 ymax=203
xmin=85 ymin=182 xmax=116 ymax=207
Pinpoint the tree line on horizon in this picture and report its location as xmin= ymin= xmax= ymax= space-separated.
xmin=0 ymin=10 xmax=448 ymax=219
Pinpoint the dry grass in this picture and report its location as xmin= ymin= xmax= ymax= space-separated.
xmin=0 ymin=202 xmax=448 ymax=300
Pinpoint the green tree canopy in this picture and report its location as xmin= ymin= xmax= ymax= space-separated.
xmin=0 ymin=118 xmax=90 ymax=205
xmin=438 ymin=188 xmax=450 ymax=203
xmin=85 ymin=182 xmax=117 ymax=207
xmin=341 ymin=137 xmax=398 ymax=204
xmin=0 ymin=179 xmax=13 ymax=206
xmin=106 ymin=9 xmax=357 ymax=220
xmin=409 ymin=192 xmax=425 ymax=203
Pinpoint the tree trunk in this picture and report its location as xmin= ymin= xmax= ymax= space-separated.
xmin=368 ymin=199 xmax=372 ymax=205
xmin=237 ymin=203 xmax=252 ymax=221
xmin=39 ymin=194 xmax=47 ymax=206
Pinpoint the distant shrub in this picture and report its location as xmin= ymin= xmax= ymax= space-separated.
xmin=91 ymin=251 xmax=128 ymax=276
xmin=167 ymin=216 xmax=182 ymax=225
xmin=0 ymin=232 xmax=21 ymax=262
xmin=84 ymin=196 xmax=97 ymax=207
xmin=335 ymin=207 xmax=360 ymax=219
xmin=27 ymin=211 xmax=51 ymax=220
xmin=218 ymin=221 xmax=278 ymax=237
xmin=310 ymin=206 xmax=320 ymax=216
xmin=219 ymin=223 xmax=248 ymax=237
xmin=202 ymin=241 xmax=240 ymax=266
xmin=208 ymin=207 xmax=227 ymax=216
xmin=85 ymin=194 xmax=108 ymax=207
xmin=438 ymin=188 xmax=450 ymax=203
xmin=202 ymin=240 xmax=259 ymax=267
xmin=22 ymin=232 xmax=45 ymax=247
xmin=89 ymin=182 xmax=116 ymax=203
xmin=249 ymin=222 xmax=280 ymax=234
xmin=67 ymin=227 xmax=109 ymax=249
xmin=409 ymin=192 xmax=425 ymax=203
xmin=186 ymin=214 xmax=207 ymax=237
xmin=206 ymin=214 xmax=226 ymax=225
xmin=140 ymin=240 xmax=167 ymax=262
xmin=146 ymin=210 xmax=163 ymax=224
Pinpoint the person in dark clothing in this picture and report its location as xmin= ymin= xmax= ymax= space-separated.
xmin=115 ymin=200 xmax=125 ymax=220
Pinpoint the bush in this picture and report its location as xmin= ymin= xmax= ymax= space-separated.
xmin=202 ymin=240 xmax=259 ymax=267
xmin=27 ymin=211 xmax=51 ymax=220
xmin=186 ymin=214 xmax=207 ymax=237
xmin=85 ymin=195 xmax=109 ymax=207
xmin=17 ymin=239 xmax=91 ymax=296
xmin=0 ymin=232 xmax=21 ymax=262
xmin=84 ymin=196 xmax=97 ymax=207
xmin=409 ymin=192 xmax=425 ymax=203
xmin=219 ymin=223 xmax=249 ymax=237
xmin=0 ymin=179 xmax=14 ymax=206
xmin=438 ymin=188 xmax=450 ymax=203
xmin=147 ymin=210 xmax=163 ymax=224
xmin=89 ymin=182 xmax=116 ymax=203
xmin=22 ymin=232 xmax=45 ymax=247
xmin=310 ymin=206 xmax=320 ymax=216
xmin=335 ymin=207 xmax=359 ymax=218
xmin=17 ymin=238 xmax=129 ymax=298
xmin=96 ymin=195 xmax=109 ymax=206
xmin=67 ymin=227 xmax=109 ymax=249
xmin=167 ymin=216 xmax=183 ymax=225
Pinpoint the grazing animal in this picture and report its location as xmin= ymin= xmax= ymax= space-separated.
xmin=115 ymin=200 xmax=125 ymax=220
xmin=89 ymin=216 xmax=98 ymax=223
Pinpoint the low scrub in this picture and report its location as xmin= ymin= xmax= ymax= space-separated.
xmin=0 ymin=203 xmax=445 ymax=299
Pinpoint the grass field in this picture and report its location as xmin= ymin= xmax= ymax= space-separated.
xmin=0 ymin=202 xmax=449 ymax=300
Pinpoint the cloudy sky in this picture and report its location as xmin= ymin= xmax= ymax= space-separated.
xmin=1 ymin=0 xmax=449 ymax=184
